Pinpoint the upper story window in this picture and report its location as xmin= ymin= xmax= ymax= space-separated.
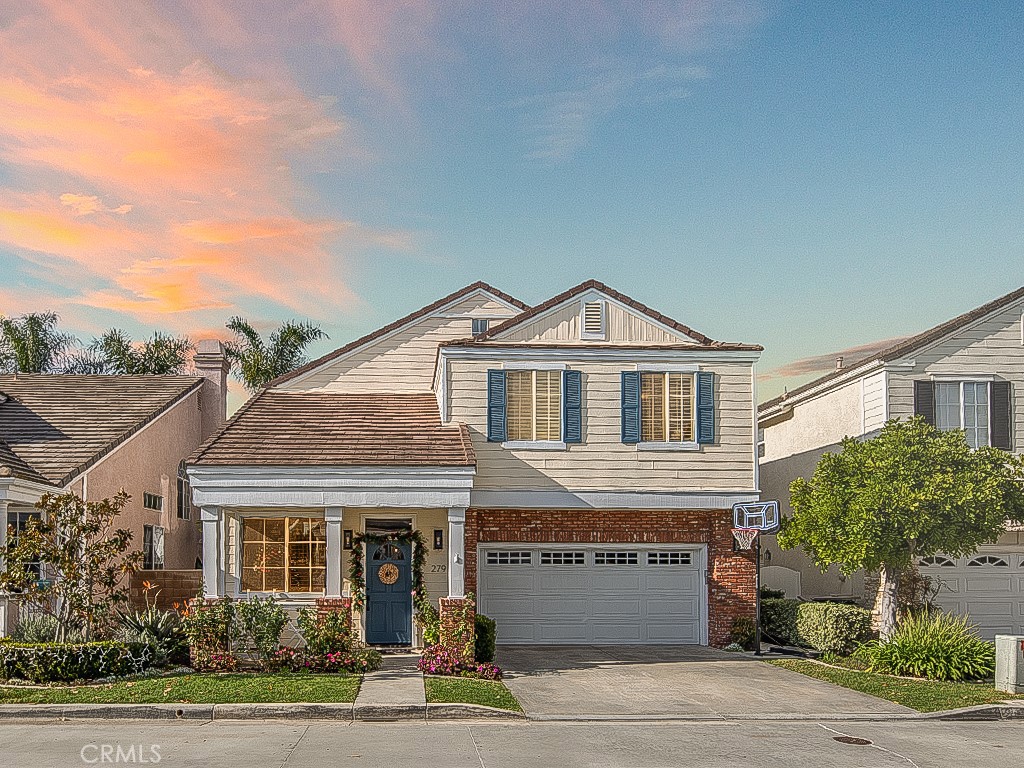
xmin=176 ymin=460 xmax=190 ymax=520
xmin=640 ymin=372 xmax=694 ymax=443
xmin=935 ymin=381 xmax=989 ymax=449
xmin=507 ymin=369 xmax=562 ymax=442
xmin=143 ymin=492 xmax=163 ymax=511
xmin=472 ymin=318 xmax=489 ymax=335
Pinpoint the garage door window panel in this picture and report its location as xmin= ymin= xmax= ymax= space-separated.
xmin=540 ymin=551 xmax=585 ymax=566
xmin=968 ymin=556 xmax=1009 ymax=567
xmin=648 ymin=551 xmax=692 ymax=566
xmin=594 ymin=551 xmax=638 ymax=565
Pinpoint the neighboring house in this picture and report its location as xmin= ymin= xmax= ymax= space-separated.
xmin=758 ymin=285 xmax=1024 ymax=639
xmin=188 ymin=280 xmax=762 ymax=647
xmin=0 ymin=341 xmax=230 ymax=635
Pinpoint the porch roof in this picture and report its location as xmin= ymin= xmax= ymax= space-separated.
xmin=190 ymin=391 xmax=475 ymax=468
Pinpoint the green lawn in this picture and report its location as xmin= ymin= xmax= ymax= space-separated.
xmin=769 ymin=658 xmax=1022 ymax=713
xmin=423 ymin=676 xmax=522 ymax=711
xmin=0 ymin=674 xmax=360 ymax=705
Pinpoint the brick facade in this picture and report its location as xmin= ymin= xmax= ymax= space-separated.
xmin=439 ymin=596 xmax=476 ymax=660
xmin=129 ymin=569 xmax=202 ymax=611
xmin=465 ymin=508 xmax=755 ymax=647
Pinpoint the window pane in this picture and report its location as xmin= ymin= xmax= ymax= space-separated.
xmin=506 ymin=370 xmax=534 ymax=441
xmin=310 ymin=568 xmax=326 ymax=591
xmin=263 ymin=568 xmax=285 ymax=592
xmin=242 ymin=567 xmax=264 ymax=591
xmin=265 ymin=518 xmax=285 ymax=541
xmin=641 ymin=373 xmax=665 ymax=441
xmin=289 ymin=569 xmax=311 ymax=592
xmin=289 ymin=543 xmax=311 ymax=567
xmin=934 ymin=382 xmax=961 ymax=431
xmin=667 ymin=374 xmax=694 ymax=442
xmin=535 ymin=369 xmax=562 ymax=441
xmin=964 ymin=382 xmax=989 ymax=448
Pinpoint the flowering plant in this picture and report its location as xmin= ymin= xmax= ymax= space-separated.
xmin=418 ymin=644 xmax=502 ymax=680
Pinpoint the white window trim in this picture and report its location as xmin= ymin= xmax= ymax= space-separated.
xmin=637 ymin=441 xmax=700 ymax=452
xmin=580 ymin=300 xmax=607 ymax=340
xmin=636 ymin=363 xmax=700 ymax=372
xmin=638 ymin=370 xmax=697 ymax=446
xmin=502 ymin=361 xmax=567 ymax=370
xmin=929 ymin=374 xmax=994 ymax=382
xmin=504 ymin=368 xmax=564 ymax=445
xmin=934 ymin=379 xmax=992 ymax=448
xmin=502 ymin=440 xmax=567 ymax=451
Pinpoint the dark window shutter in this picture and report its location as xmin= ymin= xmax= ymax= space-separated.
xmin=486 ymin=369 xmax=506 ymax=442
xmin=563 ymin=369 xmax=582 ymax=444
xmin=621 ymin=372 xmax=641 ymax=444
xmin=990 ymin=380 xmax=1012 ymax=450
xmin=696 ymin=371 xmax=715 ymax=444
xmin=913 ymin=380 xmax=935 ymax=425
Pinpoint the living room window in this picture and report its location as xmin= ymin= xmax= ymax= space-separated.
xmin=241 ymin=517 xmax=326 ymax=593
xmin=506 ymin=369 xmax=562 ymax=442
xmin=935 ymin=381 xmax=989 ymax=448
xmin=640 ymin=372 xmax=694 ymax=443
xmin=143 ymin=525 xmax=165 ymax=570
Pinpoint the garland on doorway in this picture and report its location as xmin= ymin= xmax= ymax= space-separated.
xmin=349 ymin=529 xmax=429 ymax=618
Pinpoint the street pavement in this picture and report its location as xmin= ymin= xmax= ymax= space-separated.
xmin=0 ymin=718 xmax=1020 ymax=767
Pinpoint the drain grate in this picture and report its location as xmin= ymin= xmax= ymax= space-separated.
xmin=833 ymin=736 xmax=873 ymax=746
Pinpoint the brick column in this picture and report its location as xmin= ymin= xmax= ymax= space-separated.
xmin=315 ymin=597 xmax=353 ymax=637
xmin=439 ymin=596 xmax=475 ymax=661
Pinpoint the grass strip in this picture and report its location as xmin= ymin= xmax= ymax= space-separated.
xmin=423 ymin=676 xmax=522 ymax=712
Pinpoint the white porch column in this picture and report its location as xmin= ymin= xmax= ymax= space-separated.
xmin=0 ymin=500 xmax=9 ymax=637
xmin=0 ymin=500 xmax=9 ymax=573
xmin=324 ymin=506 xmax=344 ymax=598
xmin=447 ymin=506 xmax=466 ymax=598
xmin=200 ymin=505 xmax=223 ymax=599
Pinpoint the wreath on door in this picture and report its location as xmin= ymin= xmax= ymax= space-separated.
xmin=349 ymin=529 xmax=428 ymax=616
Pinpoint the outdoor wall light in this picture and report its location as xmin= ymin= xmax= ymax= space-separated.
xmin=343 ymin=529 xmax=353 ymax=550
xmin=762 ymin=548 xmax=772 ymax=565
xmin=433 ymin=529 xmax=444 ymax=550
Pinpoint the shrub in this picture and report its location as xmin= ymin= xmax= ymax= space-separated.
xmin=0 ymin=641 xmax=153 ymax=682
xmin=760 ymin=586 xmax=786 ymax=600
xmin=237 ymin=597 xmax=288 ymax=668
xmin=418 ymin=644 xmax=502 ymax=680
xmin=11 ymin=615 xmax=85 ymax=644
xmin=853 ymin=612 xmax=995 ymax=681
xmin=116 ymin=606 xmax=186 ymax=666
xmin=796 ymin=602 xmax=872 ymax=654
xmin=267 ymin=646 xmax=382 ymax=674
xmin=474 ymin=614 xmax=497 ymax=662
xmin=179 ymin=599 xmax=239 ymax=671
xmin=417 ymin=604 xmax=440 ymax=647
xmin=297 ymin=606 xmax=351 ymax=656
xmin=729 ymin=616 xmax=757 ymax=650
xmin=760 ymin=598 xmax=800 ymax=646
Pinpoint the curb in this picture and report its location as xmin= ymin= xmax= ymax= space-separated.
xmin=0 ymin=704 xmax=214 ymax=721
xmin=427 ymin=703 xmax=525 ymax=721
xmin=524 ymin=705 xmax=1024 ymax=723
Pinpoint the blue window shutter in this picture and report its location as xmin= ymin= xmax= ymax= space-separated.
xmin=621 ymin=371 xmax=641 ymax=444
xmin=487 ymin=369 xmax=506 ymax=442
xmin=696 ymin=371 xmax=715 ymax=444
xmin=563 ymin=369 xmax=582 ymax=443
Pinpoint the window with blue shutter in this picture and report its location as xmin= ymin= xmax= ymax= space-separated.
xmin=563 ymin=369 xmax=582 ymax=443
xmin=621 ymin=371 xmax=641 ymax=443
xmin=486 ymin=369 xmax=506 ymax=442
xmin=696 ymin=371 xmax=715 ymax=444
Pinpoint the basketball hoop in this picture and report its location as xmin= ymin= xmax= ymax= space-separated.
xmin=732 ymin=527 xmax=759 ymax=551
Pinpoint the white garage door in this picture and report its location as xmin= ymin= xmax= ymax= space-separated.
xmin=478 ymin=545 xmax=707 ymax=644
xmin=919 ymin=548 xmax=1024 ymax=640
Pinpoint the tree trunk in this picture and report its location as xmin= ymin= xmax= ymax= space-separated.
xmin=875 ymin=563 xmax=902 ymax=641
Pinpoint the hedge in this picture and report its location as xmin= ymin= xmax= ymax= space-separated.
xmin=760 ymin=599 xmax=872 ymax=654
xmin=0 ymin=641 xmax=154 ymax=683
xmin=474 ymin=614 xmax=497 ymax=663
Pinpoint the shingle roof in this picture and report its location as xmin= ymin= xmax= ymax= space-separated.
xmin=190 ymin=392 xmax=475 ymax=467
xmin=759 ymin=284 xmax=1024 ymax=412
xmin=0 ymin=436 xmax=51 ymax=485
xmin=471 ymin=279 xmax=761 ymax=349
xmin=268 ymin=282 xmax=529 ymax=387
xmin=0 ymin=375 xmax=203 ymax=486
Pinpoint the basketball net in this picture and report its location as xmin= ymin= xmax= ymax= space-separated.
xmin=731 ymin=527 xmax=759 ymax=551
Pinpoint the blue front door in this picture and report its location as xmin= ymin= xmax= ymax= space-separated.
xmin=365 ymin=541 xmax=412 ymax=645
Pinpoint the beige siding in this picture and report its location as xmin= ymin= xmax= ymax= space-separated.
xmin=887 ymin=303 xmax=1024 ymax=452
xmin=862 ymin=370 xmax=887 ymax=433
xmin=497 ymin=299 xmax=696 ymax=345
xmin=449 ymin=359 xmax=756 ymax=492
xmin=279 ymin=294 xmax=520 ymax=394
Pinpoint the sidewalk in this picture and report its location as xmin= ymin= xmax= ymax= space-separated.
xmin=353 ymin=653 xmax=425 ymax=720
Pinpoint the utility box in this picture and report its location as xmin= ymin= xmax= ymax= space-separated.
xmin=995 ymin=635 xmax=1024 ymax=694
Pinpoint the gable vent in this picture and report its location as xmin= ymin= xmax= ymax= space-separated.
xmin=581 ymin=300 xmax=606 ymax=340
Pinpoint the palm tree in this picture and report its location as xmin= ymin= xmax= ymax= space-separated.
xmin=88 ymin=329 xmax=194 ymax=375
xmin=225 ymin=317 xmax=327 ymax=392
xmin=0 ymin=312 xmax=80 ymax=373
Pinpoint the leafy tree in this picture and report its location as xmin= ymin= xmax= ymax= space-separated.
xmin=778 ymin=417 xmax=1024 ymax=638
xmin=0 ymin=312 xmax=80 ymax=373
xmin=0 ymin=492 xmax=144 ymax=641
xmin=87 ymin=329 xmax=194 ymax=374
xmin=224 ymin=316 xmax=327 ymax=392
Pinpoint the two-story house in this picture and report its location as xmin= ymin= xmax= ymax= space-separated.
xmin=758 ymin=285 xmax=1024 ymax=639
xmin=187 ymin=281 xmax=762 ymax=647
xmin=0 ymin=341 xmax=230 ymax=635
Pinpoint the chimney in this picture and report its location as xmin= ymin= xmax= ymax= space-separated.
xmin=835 ymin=356 xmax=844 ymax=371
xmin=194 ymin=340 xmax=230 ymax=426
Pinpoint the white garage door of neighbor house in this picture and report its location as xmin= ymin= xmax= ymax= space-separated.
xmin=919 ymin=548 xmax=1024 ymax=640
xmin=478 ymin=545 xmax=707 ymax=645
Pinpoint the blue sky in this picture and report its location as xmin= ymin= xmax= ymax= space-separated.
xmin=1 ymin=1 xmax=1021 ymax=400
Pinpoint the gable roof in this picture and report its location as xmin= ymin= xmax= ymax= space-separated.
xmin=759 ymin=284 xmax=1024 ymax=413
xmin=464 ymin=279 xmax=761 ymax=349
xmin=269 ymin=282 xmax=528 ymax=388
xmin=0 ymin=375 xmax=203 ymax=487
xmin=189 ymin=391 xmax=475 ymax=468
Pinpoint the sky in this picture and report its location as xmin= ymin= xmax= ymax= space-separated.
xmin=1 ymin=1 xmax=1022 ymax=404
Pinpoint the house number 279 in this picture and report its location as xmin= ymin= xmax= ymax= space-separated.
xmin=430 ymin=564 xmax=448 ymax=573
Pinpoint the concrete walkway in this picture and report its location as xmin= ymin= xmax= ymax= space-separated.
xmin=353 ymin=653 xmax=426 ymax=720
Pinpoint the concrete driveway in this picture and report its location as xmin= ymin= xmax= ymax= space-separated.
xmin=497 ymin=645 xmax=913 ymax=719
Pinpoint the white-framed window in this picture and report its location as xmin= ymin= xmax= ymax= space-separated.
xmin=540 ymin=551 xmax=585 ymax=566
xmin=7 ymin=510 xmax=41 ymax=577
xmin=640 ymin=372 xmax=695 ymax=443
xmin=506 ymin=369 xmax=562 ymax=442
xmin=143 ymin=525 xmax=165 ymax=570
xmin=647 ymin=551 xmax=692 ymax=566
xmin=176 ymin=460 xmax=190 ymax=520
xmin=240 ymin=517 xmax=326 ymax=593
xmin=143 ymin=492 xmax=163 ymax=511
xmin=472 ymin=318 xmax=489 ymax=335
xmin=935 ymin=381 xmax=990 ymax=448
xmin=594 ymin=551 xmax=638 ymax=566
